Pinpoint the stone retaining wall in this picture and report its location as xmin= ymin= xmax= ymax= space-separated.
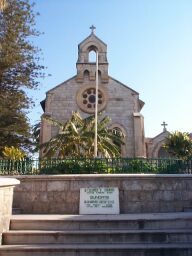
xmin=13 ymin=174 xmax=192 ymax=214
xmin=0 ymin=178 xmax=20 ymax=244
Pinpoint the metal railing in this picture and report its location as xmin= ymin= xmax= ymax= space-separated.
xmin=0 ymin=158 xmax=191 ymax=175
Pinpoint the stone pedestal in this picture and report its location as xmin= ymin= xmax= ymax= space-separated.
xmin=0 ymin=178 xmax=20 ymax=244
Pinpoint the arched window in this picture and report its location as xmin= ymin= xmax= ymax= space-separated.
xmin=89 ymin=50 xmax=96 ymax=62
xmin=112 ymin=127 xmax=122 ymax=136
xmin=112 ymin=127 xmax=124 ymax=147
xmin=83 ymin=70 xmax=90 ymax=81
xmin=110 ymin=124 xmax=126 ymax=157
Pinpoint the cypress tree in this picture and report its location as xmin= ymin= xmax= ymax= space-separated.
xmin=0 ymin=0 xmax=45 ymax=155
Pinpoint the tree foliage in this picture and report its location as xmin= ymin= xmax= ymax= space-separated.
xmin=41 ymin=112 xmax=125 ymax=158
xmin=164 ymin=131 xmax=192 ymax=160
xmin=31 ymin=121 xmax=41 ymax=152
xmin=0 ymin=0 xmax=45 ymax=155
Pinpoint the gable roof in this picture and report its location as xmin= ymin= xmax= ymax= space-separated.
xmin=40 ymin=75 xmax=144 ymax=111
xmin=44 ymin=74 xmax=141 ymax=95
xmin=40 ymin=76 xmax=76 ymax=112
xmin=150 ymin=130 xmax=170 ymax=142
xmin=78 ymin=33 xmax=107 ymax=48
xmin=46 ymin=75 xmax=76 ymax=94
xmin=109 ymin=76 xmax=139 ymax=95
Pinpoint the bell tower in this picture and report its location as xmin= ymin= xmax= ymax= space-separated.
xmin=76 ymin=26 xmax=109 ymax=83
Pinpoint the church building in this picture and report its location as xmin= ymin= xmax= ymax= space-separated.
xmin=40 ymin=27 xmax=168 ymax=158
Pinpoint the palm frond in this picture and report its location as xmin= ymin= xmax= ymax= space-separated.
xmin=41 ymin=111 xmax=124 ymax=158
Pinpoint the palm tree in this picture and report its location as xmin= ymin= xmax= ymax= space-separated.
xmin=40 ymin=112 xmax=124 ymax=158
xmin=164 ymin=131 xmax=192 ymax=160
xmin=32 ymin=121 xmax=41 ymax=153
xmin=80 ymin=114 xmax=124 ymax=157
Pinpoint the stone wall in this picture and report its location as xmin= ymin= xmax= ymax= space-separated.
xmin=13 ymin=174 xmax=192 ymax=214
xmin=0 ymin=178 xmax=20 ymax=244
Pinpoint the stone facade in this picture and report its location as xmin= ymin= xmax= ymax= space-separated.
xmin=13 ymin=174 xmax=192 ymax=214
xmin=0 ymin=178 xmax=20 ymax=244
xmin=40 ymin=29 xmax=167 ymax=158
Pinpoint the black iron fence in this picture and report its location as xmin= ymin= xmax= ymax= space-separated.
xmin=0 ymin=158 xmax=191 ymax=175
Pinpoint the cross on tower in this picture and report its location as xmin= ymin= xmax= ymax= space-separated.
xmin=90 ymin=25 xmax=96 ymax=34
xmin=161 ymin=121 xmax=168 ymax=132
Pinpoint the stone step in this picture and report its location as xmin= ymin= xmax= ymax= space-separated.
xmin=3 ymin=229 xmax=192 ymax=244
xmin=0 ymin=243 xmax=192 ymax=256
xmin=10 ymin=212 xmax=192 ymax=231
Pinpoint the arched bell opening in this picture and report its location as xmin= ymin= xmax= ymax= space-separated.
xmin=88 ymin=50 xmax=96 ymax=63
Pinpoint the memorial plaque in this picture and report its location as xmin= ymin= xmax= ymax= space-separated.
xmin=79 ymin=187 xmax=119 ymax=214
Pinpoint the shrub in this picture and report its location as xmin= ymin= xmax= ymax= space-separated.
xmin=112 ymin=159 xmax=158 ymax=173
xmin=157 ymin=159 xmax=184 ymax=174
xmin=2 ymin=146 xmax=25 ymax=160
xmin=39 ymin=158 xmax=109 ymax=174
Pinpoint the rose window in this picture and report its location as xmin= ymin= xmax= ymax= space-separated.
xmin=76 ymin=86 xmax=107 ymax=114
xmin=82 ymin=88 xmax=103 ymax=109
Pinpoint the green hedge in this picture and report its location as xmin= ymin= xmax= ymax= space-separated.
xmin=39 ymin=158 xmax=184 ymax=174
xmin=39 ymin=159 xmax=109 ymax=174
xmin=0 ymin=158 xmax=189 ymax=175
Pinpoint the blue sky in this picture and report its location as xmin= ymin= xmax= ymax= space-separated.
xmin=29 ymin=0 xmax=192 ymax=137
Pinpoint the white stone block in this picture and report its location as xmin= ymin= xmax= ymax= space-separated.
xmin=79 ymin=187 xmax=119 ymax=214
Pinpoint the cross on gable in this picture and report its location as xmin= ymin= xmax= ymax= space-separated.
xmin=90 ymin=25 xmax=96 ymax=34
xmin=161 ymin=121 xmax=168 ymax=132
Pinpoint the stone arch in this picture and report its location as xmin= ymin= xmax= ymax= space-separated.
xmin=83 ymin=69 xmax=90 ymax=81
xmin=151 ymin=140 xmax=164 ymax=158
xmin=151 ymin=140 xmax=170 ymax=158
xmin=110 ymin=123 xmax=127 ymax=157
xmin=98 ymin=70 xmax=102 ymax=82
xmin=81 ymin=67 xmax=102 ymax=82
xmin=88 ymin=50 xmax=96 ymax=62
xmin=82 ymin=44 xmax=98 ymax=63
xmin=87 ymin=45 xmax=98 ymax=63
xmin=82 ymin=42 xmax=103 ymax=55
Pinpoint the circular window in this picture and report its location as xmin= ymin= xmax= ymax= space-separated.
xmin=88 ymin=95 xmax=95 ymax=103
xmin=76 ymin=85 xmax=107 ymax=114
